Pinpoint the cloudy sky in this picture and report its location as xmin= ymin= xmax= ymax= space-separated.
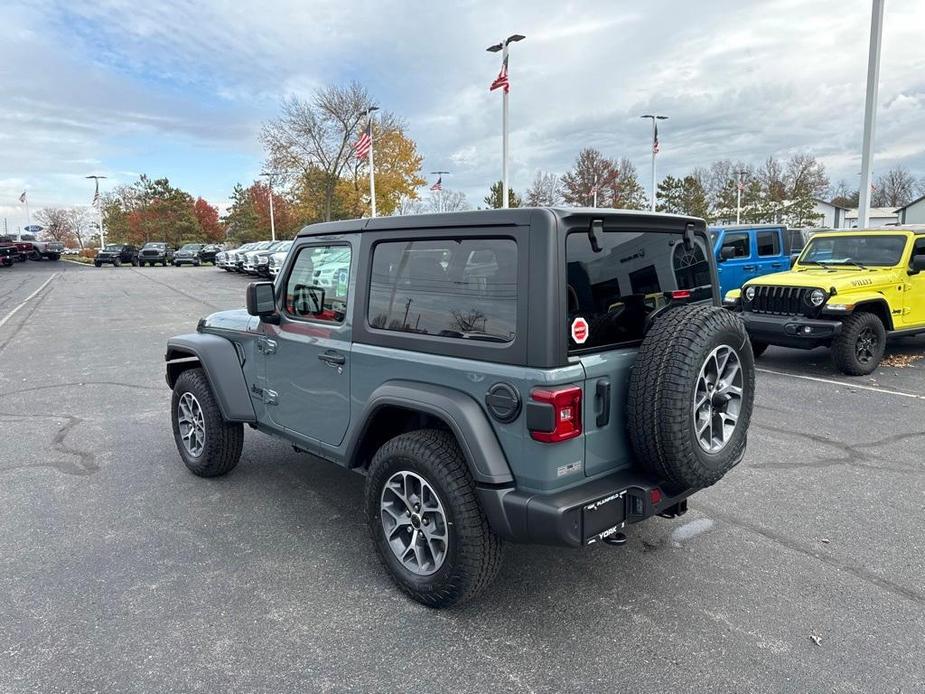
xmin=1 ymin=0 xmax=924 ymax=227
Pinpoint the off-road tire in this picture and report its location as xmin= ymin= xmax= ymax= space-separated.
xmin=113 ymin=258 xmax=121 ymax=267
xmin=751 ymin=340 xmax=769 ymax=358
xmin=94 ymin=260 xmax=102 ymax=268
xmin=365 ymin=430 xmax=502 ymax=608
xmin=171 ymin=368 xmax=243 ymax=477
xmin=831 ymin=312 xmax=886 ymax=376
xmin=627 ymin=304 xmax=755 ymax=492
xmin=48 ymin=253 xmax=60 ymax=261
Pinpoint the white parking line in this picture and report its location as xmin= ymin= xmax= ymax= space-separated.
xmin=0 ymin=273 xmax=58 ymax=331
xmin=757 ymin=366 xmax=925 ymax=400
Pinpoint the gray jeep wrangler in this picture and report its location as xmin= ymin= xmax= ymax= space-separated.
xmin=165 ymin=208 xmax=755 ymax=608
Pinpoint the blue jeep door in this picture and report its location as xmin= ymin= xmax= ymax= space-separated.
xmin=755 ymin=228 xmax=787 ymax=277
xmin=716 ymin=230 xmax=753 ymax=293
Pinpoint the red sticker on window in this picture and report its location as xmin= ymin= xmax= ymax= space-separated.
xmin=571 ymin=316 xmax=589 ymax=344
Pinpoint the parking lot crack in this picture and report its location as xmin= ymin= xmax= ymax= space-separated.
xmin=694 ymin=502 xmax=925 ymax=607
xmin=0 ymin=412 xmax=98 ymax=476
xmin=751 ymin=423 xmax=923 ymax=475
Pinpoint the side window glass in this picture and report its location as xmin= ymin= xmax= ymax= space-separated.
xmin=284 ymin=245 xmax=351 ymax=323
xmin=722 ymin=232 xmax=750 ymax=258
xmin=368 ymin=238 xmax=517 ymax=342
xmin=757 ymin=230 xmax=781 ymax=257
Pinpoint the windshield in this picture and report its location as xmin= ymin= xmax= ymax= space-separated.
xmin=180 ymin=244 xmax=203 ymax=251
xmin=143 ymin=243 xmax=166 ymax=249
xmin=104 ymin=245 xmax=123 ymax=251
xmin=798 ymin=234 xmax=906 ymax=268
xmin=277 ymin=241 xmax=293 ymax=252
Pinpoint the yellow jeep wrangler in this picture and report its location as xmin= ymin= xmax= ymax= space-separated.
xmin=725 ymin=227 xmax=925 ymax=375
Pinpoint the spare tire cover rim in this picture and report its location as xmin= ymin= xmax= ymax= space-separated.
xmin=694 ymin=345 xmax=743 ymax=454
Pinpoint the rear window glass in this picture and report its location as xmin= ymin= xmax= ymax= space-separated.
xmin=567 ymin=230 xmax=712 ymax=353
xmin=368 ymin=238 xmax=516 ymax=342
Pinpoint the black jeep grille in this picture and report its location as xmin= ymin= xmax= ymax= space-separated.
xmin=749 ymin=286 xmax=809 ymax=316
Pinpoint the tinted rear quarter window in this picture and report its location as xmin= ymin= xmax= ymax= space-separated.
xmin=368 ymin=238 xmax=517 ymax=342
xmin=757 ymin=230 xmax=781 ymax=256
xmin=566 ymin=230 xmax=712 ymax=353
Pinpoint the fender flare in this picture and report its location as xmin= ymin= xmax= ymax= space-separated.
xmin=842 ymin=295 xmax=894 ymax=330
xmin=165 ymin=333 xmax=256 ymax=423
xmin=347 ymin=381 xmax=514 ymax=485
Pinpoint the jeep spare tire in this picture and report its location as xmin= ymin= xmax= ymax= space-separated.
xmin=627 ymin=304 xmax=755 ymax=492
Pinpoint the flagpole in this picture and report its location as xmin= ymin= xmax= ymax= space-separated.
xmin=488 ymin=34 xmax=524 ymax=210
xmin=501 ymin=42 xmax=510 ymax=209
xmin=641 ymin=114 xmax=667 ymax=212
xmin=86 ymin=175 xmax=107 ymax=249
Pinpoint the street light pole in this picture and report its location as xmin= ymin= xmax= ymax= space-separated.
xmin=86 ymin=175 xmax=107 ymax=248
xmin=259 ymin=172 xmax=278 ymax=241
xmin=736 ymin=170 xmax=746 ymax=224
xmin=488 ymin=34 xmax=525 ymax=209
xmin=640 ymin=114 xmax=668 ymax=212
xmin=858 ymin=0 xmax=885 ymax=230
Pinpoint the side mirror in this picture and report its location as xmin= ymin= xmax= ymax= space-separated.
xmin=910 ymin=254 xmax=925 ymax=274
xmin=246 ymin=281 xmax=276 ymax=317
xmin=719 ymin=246 xmax=736 ymax=262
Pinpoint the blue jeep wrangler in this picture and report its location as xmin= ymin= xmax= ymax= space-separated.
xmin=711 ymin=224 xmax=792 ymax=296
xmin=165 ymin=209 xmax=755 ymax=607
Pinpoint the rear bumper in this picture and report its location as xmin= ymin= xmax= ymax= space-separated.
xmin=741 ymin=312 xmax=842 ymax=349
xmin=477 ymin=469 xmax=699 ymax=547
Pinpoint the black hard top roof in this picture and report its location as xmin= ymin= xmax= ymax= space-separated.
xmin=295 ymin=207 xmax=704 ymax=238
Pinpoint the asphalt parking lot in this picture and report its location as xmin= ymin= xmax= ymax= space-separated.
xmin=1 ymin=261 xmax=923 ymax=693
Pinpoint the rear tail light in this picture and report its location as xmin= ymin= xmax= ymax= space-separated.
xmin=529 ymin=386 xmax=582 ymax=443
xmin=671 ymin=290 xmax=691 ymax=300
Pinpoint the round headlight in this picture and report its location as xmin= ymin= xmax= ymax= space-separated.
xmin=809 ymin=289 xmax=826 ymax=307
xmin=744 ymin=286 xmax=756 ymax=301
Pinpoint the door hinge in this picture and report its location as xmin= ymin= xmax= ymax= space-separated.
xmin=256 ymin=338 xmax=278 ymax=355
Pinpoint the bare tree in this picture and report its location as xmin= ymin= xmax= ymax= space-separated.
xmin=426 ymin=189 xmax=468 ymax=213
xmin=872 ymin=166 xmax=918 ymax=207
xmin=261 ymin=82 xmax=374 ymax=222
xmin=561 ymin=148 xmax=613 ymax=206
xmin=34 ymin=206 xmax=89 ymax=248
xmin=394 ymin=195 xmax=424 ymax=216
xmin=525 ymin=171 xmax=562 ymax=206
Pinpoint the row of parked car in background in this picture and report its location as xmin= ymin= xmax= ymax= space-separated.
xmin=93 ymin=242 xmax=224 ymax=267
xmin=214 ymin=240 xmax=294 ymax=279
xmin=0 ymin=232 xmax=64 ymax=266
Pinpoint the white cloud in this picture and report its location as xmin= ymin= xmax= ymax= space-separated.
xmin=1 ymin=0 xmax=924 ymax=218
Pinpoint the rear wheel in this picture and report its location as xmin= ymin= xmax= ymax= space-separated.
xmin=171 ymin=368 xmax=243 ymax=477
xmin=94 ymin=260 xmax=102 ymax=267
xmin=627 ymin=305 xmax=755 ymax=492
xmin=832 ymin=312 xmax=886 ymax=376
xmin=365 ymin=430 xmax=502 ymax=608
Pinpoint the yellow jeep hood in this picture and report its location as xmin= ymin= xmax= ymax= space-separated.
xmin=744 ymin=266 xmax=897 ymax=292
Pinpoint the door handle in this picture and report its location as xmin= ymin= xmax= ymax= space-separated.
xmin=743 ymin=265 xmax=757 ymax=272
xmin=595 ymin=379 xmax=611 ymax=428
xmin=770 ymin=262 xmax=783 ymax=268
xmin=318 ymin=351 xmax=346 ymax=366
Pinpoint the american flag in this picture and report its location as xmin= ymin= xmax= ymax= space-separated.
xmin=19 ymin=191 xmax=26 ymax=203
xmin=430 ymin=176 xmax=442 ymax=192
xmin=490 ymin=55 xmax=509 ymax=93
xmin=652 ymin=122 xmax=660 ymax=154
xmin=354 ymin=123 xmax=372 ymax=160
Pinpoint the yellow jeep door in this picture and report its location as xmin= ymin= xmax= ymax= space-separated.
xmin=901 ymin=237 xmax=925 ymax=328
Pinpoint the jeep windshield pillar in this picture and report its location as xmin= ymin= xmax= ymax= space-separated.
xmin=165 ymin=208 xmax=755 ymax=607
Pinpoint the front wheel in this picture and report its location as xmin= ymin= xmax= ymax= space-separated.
xmin=365 ymin=430 xmax=502 ymax=608
xmin=171 ymin=368 xmax=243 ymax=477
xmin=832 ymin=312 xmax=886 ymax=376
xmin=94 ymin=260 xmax=102 ymax=267
xmin=48 ymin=253 xmax=60 ymax=261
